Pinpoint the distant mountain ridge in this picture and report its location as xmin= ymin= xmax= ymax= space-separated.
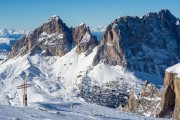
xmin=0 ymin=28 xmax=26 ymax=63
xmin=0 ymin=28 xmax=26 ymax=51
xmin=90 ymin=26 xmax=106 ymax=41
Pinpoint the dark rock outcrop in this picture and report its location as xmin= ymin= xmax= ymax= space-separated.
xmin=93 ymin=9 xmax=180 ymax=77
xmin=10 ymin=16 xmax=98 ymax=58
xmin=124 ymin=81 xmax=161 ymax=117
xmin=10 ymin=36 xmax=29 ymax=57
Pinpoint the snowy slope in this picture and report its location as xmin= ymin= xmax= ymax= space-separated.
xmin=0 ymin=102 xmax=167 ymax=120
xmin=0 ymin=46 xmax=163 ymax=106
xmin=0 ymin=28 xmax=26 ymax=51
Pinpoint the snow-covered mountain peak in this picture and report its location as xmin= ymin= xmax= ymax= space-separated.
xmin=90 ymin=26 xmax=106 ymax=41
xmin=0 ymin=28 xmax=26 ymax=38
xmin=79 ymin=22 xmax=85 ymax=26
xmin=0 ymin=28 xmax=27 ymax=63
xmin=93 ymin=9 xmax=180 ymax=78
xmin=48 ymin=15 xmax=60 ymax=21
xmin=90 ymin=26 xmax=106 ymax=33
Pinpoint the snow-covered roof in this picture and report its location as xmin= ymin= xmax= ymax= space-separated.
xmin=166 ymin=63 xmax=180 ymax=78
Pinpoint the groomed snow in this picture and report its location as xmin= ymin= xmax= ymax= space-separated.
xmin=0 ymin=102 xmax=167 ymax=120
xmin=166 ymin=63 xmax=180 ymax=78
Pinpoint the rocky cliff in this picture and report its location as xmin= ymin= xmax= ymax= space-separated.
xmin=10 ymin=16 xmax=98 ymax=57
xmin=124 ymin=81 xmax=161 ymax=117
xmin=157 ymin=63 xmax=180 ymax=119
xmin=10 ymin=10 xmax=180 ymax=78
xmin=93 ymin=9 xmax=180 ymax=77
xmin=73 ymin=23 xmax=98 ymax=55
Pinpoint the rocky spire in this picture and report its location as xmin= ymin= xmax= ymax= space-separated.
xmin=10 ymin=16 xmax=98 ymax=57
xmin=73 ymin=23 xmax=98 ymax=54
xmin=10 ymin=15 xmax=73 ymax=57
xmin=124 ymin=83 xmax=161 ymax=117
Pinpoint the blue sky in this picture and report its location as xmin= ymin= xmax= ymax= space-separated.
xmin=0 ymin=0 xmax=179 ymax=30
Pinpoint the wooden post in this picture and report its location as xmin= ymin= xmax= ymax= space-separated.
xmin=23 ymin=95 xmax=27 ymax=106
xmin=17 ymin=74 xmax=31 ymax=106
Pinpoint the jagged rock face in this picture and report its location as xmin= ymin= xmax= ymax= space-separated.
xmin=29 ymin=16 xmax=73 ymax=56
xmin=73 ymin=24 xmax=98 ymax=54
xmin=10 ymin=36 xmax=29 ymax=57
xmin=124 ymin=82 xmax=161 ymax=117
xmin=73 ymin=23 xmax=88 ymax=44
xmin=124 ymin=91 xmax=138 ymax=113
xmin=157 ymin=71 xmax=180 ymax=119
xmin=139 ymin=84 xmax=161 ymax=116
xmin=10 ymin=16 xmax=73 ymax=57
xmin=10 ymin=16 xmax=98 ymax=57
xmin=93 ymin=9 xmax=180 ymax=76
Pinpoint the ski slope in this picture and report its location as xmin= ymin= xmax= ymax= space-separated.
xmin=0 ymin=102 xmax=167 ymax=120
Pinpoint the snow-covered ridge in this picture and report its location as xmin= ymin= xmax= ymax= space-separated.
xmin=0 ymin=28 xmax=26 ymax=51
xmin=79 ymin=22 xmax=85 ymax=26
xmin=0 ymin=28 xmax=26 ymax=38
xmin=166 ymin=63 xmax=180 ymax=78
xmin=90 ymin=26 xmax=106 ymax=41
xmin=0 ymin=28 xmax=26 ymax=63
xmin=90 ymin=26 xmax=106 ymax=33
xmin=49 ymin=15 xmax=59 ymax=21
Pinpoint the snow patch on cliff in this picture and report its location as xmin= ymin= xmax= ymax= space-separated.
xmin=166 ymin=63 xmax=180 ymax=78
